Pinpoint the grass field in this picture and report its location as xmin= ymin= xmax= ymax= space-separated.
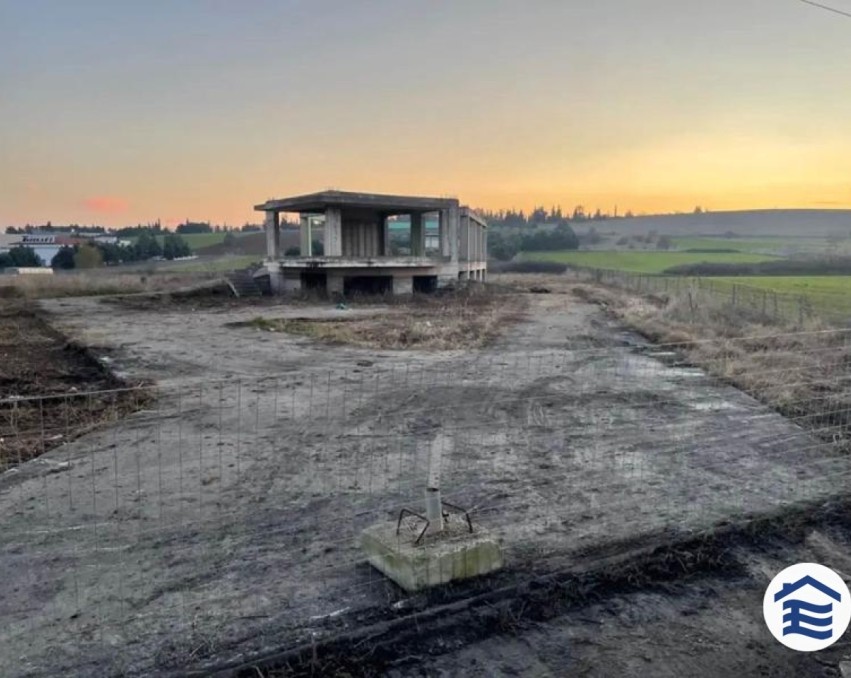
xmin=522 ymin=250 xmax=778 ymax=274
xmin=709 ymin=276 xmax=851 ymax=315
xmin=670 ymin=236 xmax=839 ymax=255
xmin=127 ymin=232 xmax=254 ymax=249
xmin=160 ymin=255 xmax=260 ymax=272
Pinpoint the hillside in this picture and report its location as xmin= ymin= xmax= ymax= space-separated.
xmin=193 ymin=229 xmax=300 ymax=257
xmin=596 ymin=209 xmax=851 ymax=238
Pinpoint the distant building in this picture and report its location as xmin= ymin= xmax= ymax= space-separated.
xmin=254 ymin=190 xmax=487 ymax=295
xmin=18 ymin=233 xmax=84 ymax=266
xmin=0 ymin=232 xmax=23 ymax=256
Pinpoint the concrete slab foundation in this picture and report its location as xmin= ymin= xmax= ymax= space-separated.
xmin=361 ymin=519 xmax=503 ymax=592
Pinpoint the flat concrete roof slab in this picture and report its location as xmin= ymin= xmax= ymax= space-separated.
xmin=255 ymin=190 xmax=459 ymax=214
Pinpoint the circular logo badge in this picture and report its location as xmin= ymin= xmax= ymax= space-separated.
xmin=764 ymin=563 xmax=851 ymax=652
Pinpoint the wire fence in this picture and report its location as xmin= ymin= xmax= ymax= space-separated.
xmin=2 ymin=332 xmax=851 ymax=675
xmin=568 ymin=266 xmax=851 ymax=327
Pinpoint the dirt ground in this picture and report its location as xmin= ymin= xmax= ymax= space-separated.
xmin=0 ymin=302 xmax=142 ymax=467
xmin=383 ymin=523 xmax=851 ymax=678
xmin=1 ymin=285 xmax=849 ymax=676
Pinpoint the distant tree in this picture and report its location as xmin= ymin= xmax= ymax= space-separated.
xmin=572 ymin=205 xmax=586 ymax=221
xmin=96 ymin=241 xmax=124 ymax=265
xmin=134 ymin=230 xmax=162 ymax=260
xmin=0 ymin=252 xmax=14 ymax=268
xmin=9 ymin=246 xmax=42 ymax=267
xmin=519 ymin=222 xmax=579 ymax=252
xmin=161 ymin=232 xmax=191 ymax=260
xmin=52 ymin=246 xmax=76 ymax=269
xmin=656 ymin=235 xmax=673 ymax=250
xmin=223 ymin=232 xmax=237 ymax=248
xmin=530 ymin=206 xmax=547 ymax=224
xmin=74 ymin=244 xmax=103 ymax=269
xmin=694 ymin=206 xmax=704 ymax=214
xmin=487 ymin=231 xmax=521 ymax=261
xmin=176 ymin=221 xmax=212 ymax=234
xmin=624 ymin=210 xmax=634 ymax=219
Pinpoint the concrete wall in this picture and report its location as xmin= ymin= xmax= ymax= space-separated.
xmin=342 ymin=220 xmax=382 ymax=257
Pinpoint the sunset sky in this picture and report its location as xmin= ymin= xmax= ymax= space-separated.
xmin=2 ymin=0 xmax=851 ymax=227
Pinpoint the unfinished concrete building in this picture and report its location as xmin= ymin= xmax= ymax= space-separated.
xmin=254 ymin=190 xmax=487 ymax=295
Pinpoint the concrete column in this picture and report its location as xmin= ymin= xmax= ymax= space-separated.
xmin=325 ymin=207 xmax=342 ymax=256
xmin=378 ymin=214 xmax=389 ymax=256
xmin=264 ymin=211 xmax=280 ymax=260
xmin=283 ymin=274 xmax=302 ymax=293
xmin=438 ymin=210 xmax=449 ymax=258
xmin=410 ymin=213 xmax=424 ymax=257
xmin=393 ymin=276 xmax=413 ymax=295
xmin=327 ymin=274 xmax=344 ymax=295
xmin=299 ymin=214 xmax=312 ymax=257
xmin=266 ymin=261 xmax=283 ymax=294
xmin=447 ymin=204 xmax=460 ymax=263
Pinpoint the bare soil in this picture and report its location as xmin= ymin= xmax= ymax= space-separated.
xmin=226 ymin=289 xmax=525 ymax=350
xmin=1 ymin=285 xmax=849 ymax=676
xmin=260 ymin=501 xmax=851 ymax=677
xmin=0 ymin=301 xmax=143 ymax=467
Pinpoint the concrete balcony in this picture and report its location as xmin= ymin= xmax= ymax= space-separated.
xmin=273 ymin=255 xmax=448 ymax=269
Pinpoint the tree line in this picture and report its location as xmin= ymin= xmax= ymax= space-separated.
xmin=480 ymin=205 xmax=633 ymax=228
xmin=0 ymin=231 xmax=193 ymax=270
xmin=51 ymin=232 xmax=192 ymax=269
xmin=488 ymin=222 xmax=580 ymax=261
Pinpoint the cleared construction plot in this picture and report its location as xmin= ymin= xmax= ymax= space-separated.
xmin=1 ymin=287 xmax=850 ymax=675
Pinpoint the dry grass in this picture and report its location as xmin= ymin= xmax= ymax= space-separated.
xmin=234 ymin=288 xmax=525 ymax=350
xmin=570 ymin=279 xmax=851 ymax=448
xmin=0 ymin=271 xmax=217 ymax=299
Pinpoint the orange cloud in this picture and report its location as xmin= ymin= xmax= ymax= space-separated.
xmin=83 ymin=196 xmax=129 ymax=214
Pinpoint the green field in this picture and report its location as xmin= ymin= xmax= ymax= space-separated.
xmin=158 ymin=255 xmax=261 ymax=272
xmin=128 ymin=232 xmax=254 ymax=249
xmin=710 ymin=276 xmax=851 ymax=314
xmin=671 ymin=236 xmax=837 ymax=255
xmin=523 ymin=250 xmax=778 ymax=274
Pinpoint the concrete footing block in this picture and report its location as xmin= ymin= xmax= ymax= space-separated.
xmin=361 ymin=520 xmax=503 ymax=592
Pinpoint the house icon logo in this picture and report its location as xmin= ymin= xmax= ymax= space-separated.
xmin=763 ymin=563 xmax=851 ymax=651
